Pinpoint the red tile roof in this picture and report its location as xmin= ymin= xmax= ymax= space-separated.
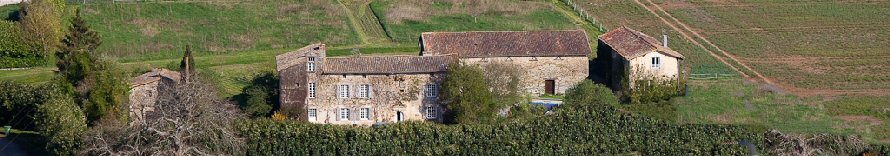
xmin=421 ymin=30 xmax=592 ymax=58
xmin=323 ymin=55 xmax=454 ymax=74
xmin=598 ymin=26 xmax=684 ymax=59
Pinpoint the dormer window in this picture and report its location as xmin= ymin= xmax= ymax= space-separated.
xmin=651 ymin=56 xmax=661 ymax=69
xmin=307 ymin=57 xmax=316 ymax=72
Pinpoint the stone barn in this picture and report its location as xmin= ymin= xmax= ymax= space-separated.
xmin=277 ymin=44 xmax=453 ymax=125
xmin=597 ymin=26 xmax=684 ymax=90
xmin=420 ymin=30 xmax=592 ymax=95
xmin=128 ymin=68 xmax=181 ymax=124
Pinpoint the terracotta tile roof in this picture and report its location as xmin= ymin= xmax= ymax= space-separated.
xmin=598 ymin=26 xmax=684 ymax=59
xmin=276 ymin=43 xmax=325 ymax=71
xmin=323 ymin=55 xmax=454 ymax=74
xmin=421 ymin=30 xmax=592 ymax=58
xmin=131 ymin=68 xmax=181 ymax=88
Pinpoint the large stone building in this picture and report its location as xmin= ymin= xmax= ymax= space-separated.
xmin=598 ymin=26 xmax=684 ymax=89
xmin=277 ymin=30 xmax=592 ymax=125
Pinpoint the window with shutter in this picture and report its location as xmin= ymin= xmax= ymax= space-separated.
xmin=359 ymin=108 xmax=369 ymax=120
xmin=339 ymin=108 xmax=349 ymax=121
xmin=338 ymin=85 xmax=350 ymax=98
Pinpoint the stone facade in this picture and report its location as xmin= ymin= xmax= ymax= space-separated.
xmin=307 ymin=74 xmax=445 ymax=124
xmin=278 ymin=30 xmax=593 ymax=125
xmin=277 ymin=44 xmax=451 ymax=125
xmin=460 ymin=56 xmax=589 ymax=95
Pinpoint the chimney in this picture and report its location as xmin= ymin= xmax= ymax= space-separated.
xmin=662 ymin=34 xmax=668 ymax=48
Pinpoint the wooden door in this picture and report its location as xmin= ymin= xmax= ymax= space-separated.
xmin=545 ymin=80 xmax=555 ymax=95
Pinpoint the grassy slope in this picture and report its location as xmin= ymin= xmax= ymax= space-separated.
xmin=370 ymin=0 xmax=579 ymax=45
xmin=673 ymin=78 xmax=889 ymax=143
xmin=81 ymin=0 xmax=360 ymax=58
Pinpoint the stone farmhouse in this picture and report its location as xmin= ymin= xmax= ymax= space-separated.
xmin=597 ymin=26 xmax=684 ymax=89
xmin=276 ymin=30 xmax=592 ymax=125
xmin=128 ymin=68 xmax=181 ymax=124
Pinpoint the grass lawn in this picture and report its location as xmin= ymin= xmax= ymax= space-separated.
xmin=671 ymin=78 xmax=889 ymax=144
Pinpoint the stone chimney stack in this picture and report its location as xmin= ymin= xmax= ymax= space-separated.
xmin=663 ymin=34 xmax=668 ymax=48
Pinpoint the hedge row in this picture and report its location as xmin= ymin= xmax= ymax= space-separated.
xmin=237 ymin=104 xmax=763 ymax=155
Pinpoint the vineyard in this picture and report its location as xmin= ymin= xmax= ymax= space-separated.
xmin=238 ymin=102 xmax=763 ymax=155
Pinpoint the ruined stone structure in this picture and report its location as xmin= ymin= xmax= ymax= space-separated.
xmin=278 ymin=30 xmax=592 ymax=125
xmin=421 ymin=30 xmax=592 ymax=95
xmin=128 ymin=68 xmax=181 ymax=124
xmin=598 ymin=26 xmax=685 ymax=89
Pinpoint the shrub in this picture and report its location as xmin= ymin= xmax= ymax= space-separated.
xmin=35 ymin=83 xmax=87 ymax=156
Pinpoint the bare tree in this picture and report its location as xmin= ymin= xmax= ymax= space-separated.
xmin=80 ymin=81 xmax=244 ymax=155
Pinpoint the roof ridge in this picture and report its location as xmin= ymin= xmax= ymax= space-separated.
xmin=625 ymin=27 xmax=660 ymax=49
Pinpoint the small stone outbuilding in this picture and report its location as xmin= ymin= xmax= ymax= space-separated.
xmin=598 ymin=26 xmax=684 ymax=89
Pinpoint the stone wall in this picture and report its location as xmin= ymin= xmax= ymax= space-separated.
xmin=307 ymin=73 xmax=445 ymax=125
xmin=460 ymin=56 xmax=589 ymax=95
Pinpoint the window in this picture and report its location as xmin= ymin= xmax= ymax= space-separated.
xmin=424 ymin=84 xmax=437 ymax=97
xmin=425 ymin=106 xmax=437 ymax=119
xmin=338 ymin=85 xmax=350 ymax=98
xmin=308 ymin=83 xmax=316 ymax=98
xmin=307 ymin=57 xmax=316 ymax=72
xmin=358 ymin=84 xmax=370 ymax=98
xmin=308 ymin=108 xmax=317 ymax=121
xmin=339 ymin=108 xmax=349 ymax=121
xmin=651 ymin=57 xmax=661 ymax=69
xmin=359 ymin=108 xmax=370 ymax=120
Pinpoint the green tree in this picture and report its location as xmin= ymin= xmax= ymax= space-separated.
xmin=236 ymin=72 xmax=279 ymax=118
xmin=56 ymin=9 xmax=127 ymax=125
xmin=35 ymin=85 xmax=88 ymax=156
xmin=0 ymin=20 xmax=42 ymax=68
xmin=56 ymin=9 xmax=100 ymax=85
xmin=442 ymin=63 xmax=496 ymax=124
xmin=19 ymin=0 xmax=65 ymax=54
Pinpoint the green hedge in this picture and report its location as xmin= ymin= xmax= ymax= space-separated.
xmin=237 ymin=103 xmax=763 ymax=155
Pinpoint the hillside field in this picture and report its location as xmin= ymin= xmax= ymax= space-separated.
xmin=573 ymin=0 xmax=890 ymax=143
xmin=1 ymin=0 xmax=888 ymax=144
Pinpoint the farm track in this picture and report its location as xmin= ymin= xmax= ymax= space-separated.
xmin=636 ymin=0 xmax=889 ymax=97
xmin=337 ymin=0 xmax=391 ymax=45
